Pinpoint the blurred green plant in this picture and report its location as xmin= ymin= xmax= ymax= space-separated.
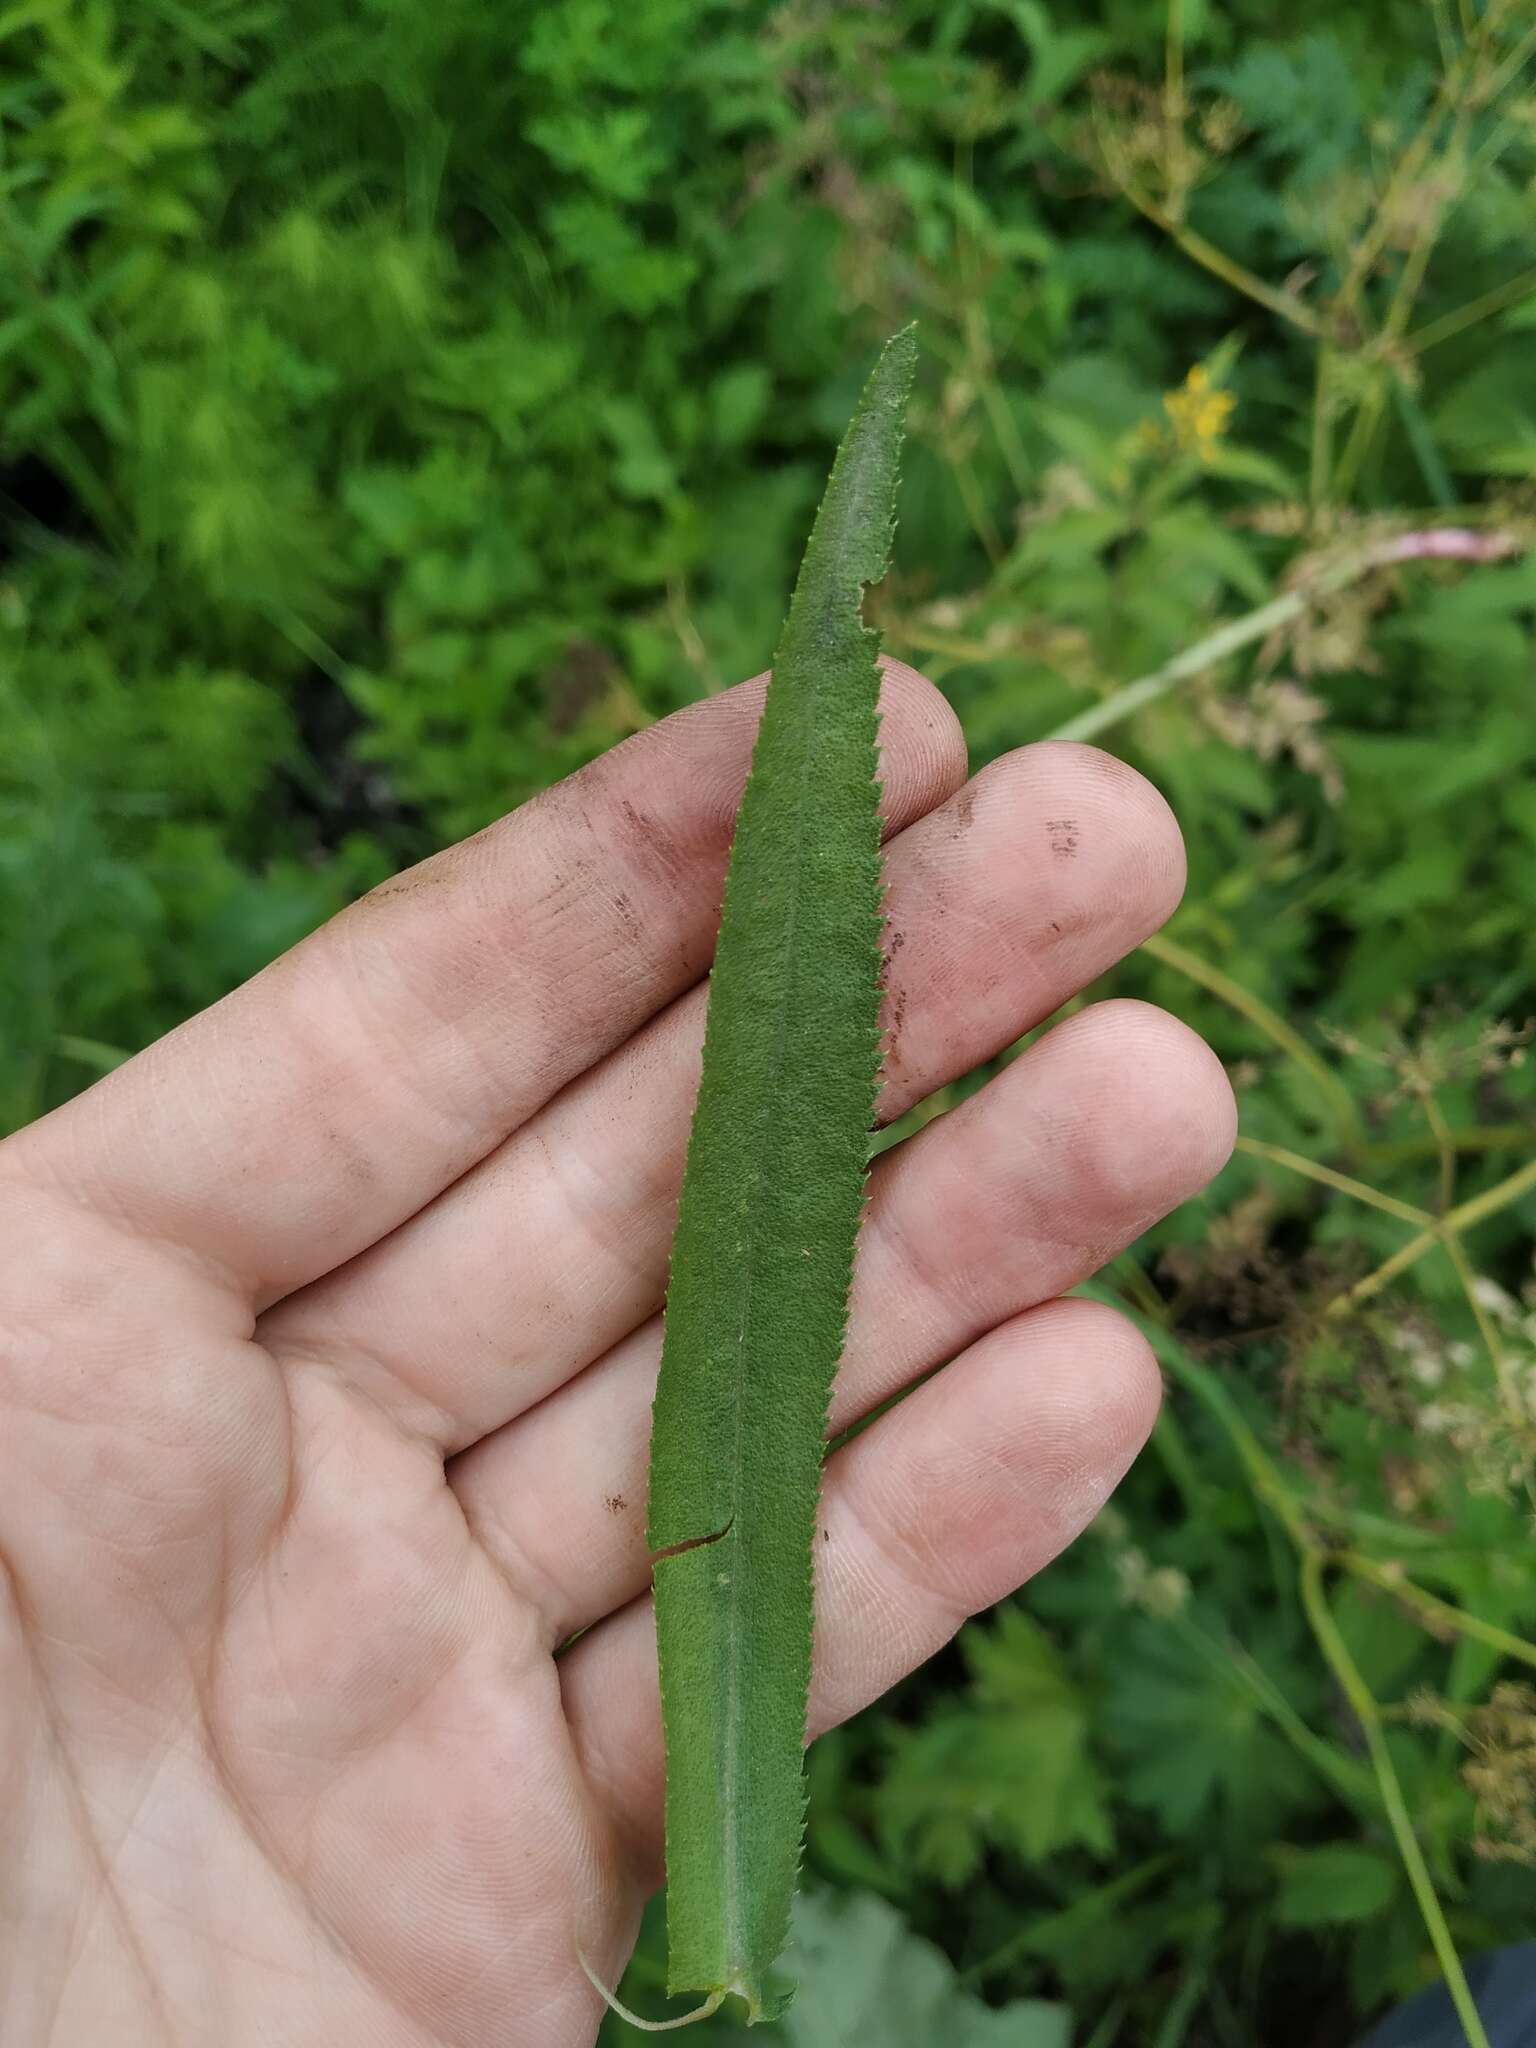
xmin=3 ymin=1 xmax=1534 ymax=2042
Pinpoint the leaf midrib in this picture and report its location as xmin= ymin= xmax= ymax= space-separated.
xmin=717 ymin=627 xmax=833 ymax=1977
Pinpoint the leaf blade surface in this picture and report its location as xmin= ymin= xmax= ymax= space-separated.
xmin=647 ymin=328 xmax=917 ymax=2021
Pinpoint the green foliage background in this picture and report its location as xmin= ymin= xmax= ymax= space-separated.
xmin=3 ymin=1 xmax=1534 ymax=2041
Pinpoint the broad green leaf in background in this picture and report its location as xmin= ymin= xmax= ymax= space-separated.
xmin=616 ymin=1891 xmax=1071 ymax=2047
xmin=877 ymin=1606 xmax=1113 ymax=1882
xmin=776 ymin=1891 xmax=1071 ymax=2048
xmin=645 ymin=330 xmax=917 ymax=2022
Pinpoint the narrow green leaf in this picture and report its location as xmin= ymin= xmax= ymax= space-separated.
xmin=647 ymin=329 xmax=917 ymax=2023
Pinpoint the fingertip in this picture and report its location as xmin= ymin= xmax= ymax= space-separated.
xmin=995 ymin=740 xmax=1189 ymax=940
xmin=1018 ymin=1293 xmax=1165 ymax=1466
xmin=768 ymin=1293 xmax=1163 ymax=1755
xmin=1030 ymin=998 xmax=1238 ymax=1217
xmin=949 ymin=1296 xmax=1163 ymax=1537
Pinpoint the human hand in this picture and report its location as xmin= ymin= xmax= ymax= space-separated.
xmin=0 ymin=662 xmax=1234 ymax=2046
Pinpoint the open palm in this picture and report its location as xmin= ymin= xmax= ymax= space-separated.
xmin=0 ymin=662 xmax=1234 ymax=2047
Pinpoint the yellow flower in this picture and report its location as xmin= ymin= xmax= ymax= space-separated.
xmin=1163 ymin=363 xmax=1236 ymax=458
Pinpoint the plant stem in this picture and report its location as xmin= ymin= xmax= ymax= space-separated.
xmin=1046 ymin=589 xmax=1306 ymax=744
xmin=950 ymin=447 xmax=1004 ymax=563
xmin=1150 ymin=1406 xmax=1204 ymax=1515
xmin=1121 ymin=182 xmax=1324 ymax=336
xmin=1235 ymin=1135 xmax=1431 ymax=1227
xmin=1367 ymin=1125 xmax=1536 ymax=1164
xmin=1045 ymin=526 xmax=1529 ymax=754
xmin=1341 ymin=1553 xmax=1536 ymax=1673
xmin=1310 ymin=345 xmax=1334 ymax=510
xmin=1299 ymin=1555 xmax=1492 ymax=2048
xmin=1088 ymin=95 xmax=1321 ymax=338
xmin=1440 ymin=1226 xmax=1523 ymax=1429
xmin=1176 ymin=1614 xmax=1379 ymax=1808
xmin=1422 ymin=1091 xmax=1459 ymax=1213
xmin=963 ymin=302 xmax=1032 ymax=496
xmin=1407 ymin=261 xmax=1536 ymax=353
xmin=1326 ymin=1153 xmax=1536 ymax=1315
xmin=1082 ymin=1995 xmax=1133 ymax=2048
xmin=1327 ymin=1227 xmax=1440 ymax=1315
xmin=576 ymin=1949 xmax=725 ymax=2034
xmin=962 ymin=1858 xmax=1176 ymax=1987
xmin=1443 ymin=1153 xmax=1536 ymax=1236
xmin=1163 ymin=0 xmax=1186 ymax=214
xmin=1098 ymin=1295 xmax=1508 ymax=2046
xmin=1331 ymin=394 xmax=1383 ymax=504
xmin=1152 ymin=1951 xmax=1210 ymax=2048
xmin=1100 ymin=1294 xmax=1314 ymax=1548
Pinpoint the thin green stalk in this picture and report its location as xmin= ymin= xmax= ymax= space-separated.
xmin=1328 ymin=1226 xmax=1439 ymax=1315
xmin=1299 ymin=1555 xmax=1491 ymax=2048
xmin=1479 ymin=16 xmax=1536 ymax=111
xmin=1406 ymin=260 xmax=1536 ymax=353
xmin=1132 ymin=190 xmax=1323 ymax=336
xmin=1332 ymin=98 xmax=1451 ymax=327
xmin=978 ymin=374 xmax=1031 ymax=496
xmin=961 ymin=1857 xmax=1176 ymax=1987
xmin=1046 ymin=593 xmax=1304 ymax=743
xmin=1329 ymin=19 xmax=1493 ymax=502
xmin=1081 ymin=1995 xmax=1132 ymax=2048
xmin=1110 ymin=1249 xmax=1169 ymax=1321
xmin=1089 ymin=1289 xmax=1314 ymax=1549
xmin=1379 ymin=120 xmax=1472 ymax=349
xmin=1235 ymin=1134 xmax=1431 ymax=1228
xmin=1326 ymin=1154 xmax=1536 ymax=1316
xmin=1309 ymin=1499 xmax=1461 ymax=1553
xmin=1088 ymin=98 xmax=1321 ymax=337
xmin=1094 ymin=1291 xmax=1503 ymax=2037
xmin=1310 ymin=344 xmax=1335 ymax=511
xmin=1431 ymin=0 xmax=1458 ymax=78
xmin=53 ymin=1035 xmax=130 ymax=1074
xmin=1163 ymin=0 xmax=1186 ymax=214
xmin=1152 ymin=1952 xmax=1211 ymax=2048
xmin=1341 ymin=1553 xmax=1536 ymax=1673
xmin=1362 ymin=1127 xmax=1535 ymax=1167
xmin=1175 ymin=1614 xmax=1379 ymax=1809
xmin=1333 ymin=0 xmax=1504 ymax=338
xmin=1440 ymin=1227 xmax=1523 ymax=1430
xmin=963 ymin=302 xmax=1031 ymax=495
xmin=1443 ymin=1153 xmax=1536 ymax=1235
xmin=1142 ymin=934 xmax=1363 ymax=1146
xmin=262 ymin=603 xmax=352 ymax=689
xmin=1332 ymin=387 xmax=1385 ymax=503
xmin=1044 ymin=528 xmax=1488 ymax=758
xmin=950 ymin=447 xmax=1004 ymax=564
xmin=1150 ymin=1407 xmax=1204 ymax=1517
xmin=1422 ymin=1091 xmax=1459 ymax=1214
xmin=1393 ymin=373 xmax=1457 ymax=508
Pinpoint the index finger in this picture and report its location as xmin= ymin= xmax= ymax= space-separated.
xmin=1 ymin=662 xmax=965 ymax=1306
